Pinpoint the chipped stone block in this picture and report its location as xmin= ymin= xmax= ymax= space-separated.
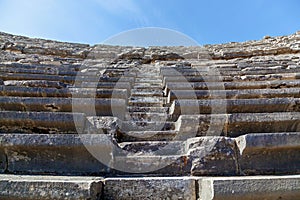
xmin=0 ymin=175 xmax=103 ymax=200
xmin=187 ymin=136 xmax=239 ymax=176
xmin=235 ymin=133 xmax=300 ymax=175
xmin=0 ymin=134 xmax=114 ymax=175
xmin=198 ymin=175 xmax=300 ymax=200
xmin=103 ymin=177 xmax=196 ymax=200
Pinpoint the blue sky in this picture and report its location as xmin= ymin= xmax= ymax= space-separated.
xmin=0 ymin=0 xmax=299 ymax=46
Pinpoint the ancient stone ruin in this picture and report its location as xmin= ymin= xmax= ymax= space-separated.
xmin=0 ymin=31 xmax=299 ymax=199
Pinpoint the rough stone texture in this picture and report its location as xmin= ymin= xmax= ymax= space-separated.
xmin=235 ymin=132 xmax=300 ymax=175
xmin=198 ymin=175 xmax=300 ymax=200
xmin=1 ymin=31 xmax=300 ymax=199
xmin=103 ymin=177 xmax=196 ymax=200
xmin=0 ymin=134 xmax=113 ymax=175
xmin=0 ymin=175 xmax=103 ymax=200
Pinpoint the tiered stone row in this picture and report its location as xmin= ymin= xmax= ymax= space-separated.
xmin=0 ymin=31 xmax=299 ymax=199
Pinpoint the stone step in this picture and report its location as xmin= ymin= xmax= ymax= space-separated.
xmin=177 ymin=113 xmax=300 ymax=138
xmin=161 ymin=67 xmax=300 ymax=76
xmin=0 ymin=86 xmax=128 ymax=99
xmin=3 ymin=80 xmax=132 ymax=90
xmin=198 ymin=175 xmax=300 ymax=200
xmin=0 ymin=133 xmax=298 ymax=176
xmin=119 ymin=130 xmax=178 ymax=142
xmin=169 ymin=98 xmax=300 ymax=116
xmin=103 ymin=177 xmax=196 ymax=199
xmin=0 ymin=134 xmax=112 ymax=175
xmin=0 ymin=174 xmax=103 ymax=200
xmin=1 ymin=175 xmax=298 ymax=200
xmin=0 ymin=65 xmax=136 ymax=77
xmin=0 ymin=73 xmax=135 ymax=83
xmin=0 ymin=111 xmax=86 ymax=134
xmin=135 ymin=77 xmax=162 ymax=82
xmin=0 ymin=62 xmax=81 ymax=72
xmin=0 ymin=65 xmax=78 ymax=76
xmin=127 ymin=106 xmax=168 ymax=113
xmin=121 ymin=121 xmax=175 ymax=132
xmin=167 ymin=88 xmax=300 ymax=103
xmin=133 ymin=83 xmax=163 ymax=89
xmin=131 ymin=89 xmax=163 ymax=97
xmin=164 ymin=79 xmax=300 ymax=91
xmin=0 ymin=97 xmax=126 ymax=117
xmin=125 ymin=112 xmax=169 ymax=122
xmin=128 ymin=97 xmax=165 ymax=107
xmin=3 ymin=80 xmax=70 ymax=88
xmin=78 ymin=81 xmax=132 ymax=90
xmin=119 ymin=140 xmax=184 ymax=155
xmin=235 ymin=132 xmax=300 ymax=175
xmin=163 ymin=73 xmax=300 ymax=84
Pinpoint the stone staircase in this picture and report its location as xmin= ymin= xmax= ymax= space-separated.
xmin=0 ymin=31 xmax=299 ymax=199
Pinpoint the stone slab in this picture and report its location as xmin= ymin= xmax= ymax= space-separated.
xmin=0 ymin=134 xmax=114 ymax=175
xmin=167 ymin=88 xmax=300 ymax=102
xmin=0 ymin=174 xmax=103 ymax=200
xmin=0 ymin=111 xmax=85 ymax=134
xmin=235 ymin=132 xmax=300 ymax=175
xmin=198 ymin=175 xmax=300 ymax=200
xmin=0 ymin=97 xmax=126 ymax=117
xmin=103 ymin=177 xmax=196 ymax=200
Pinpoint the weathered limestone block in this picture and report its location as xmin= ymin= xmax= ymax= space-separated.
xmin=169 ymin=98 xmax=300 ymax=116
xmin=187 ymin=136 xmax=239 ymax=176
xmin=103 ymin=177 xmax=196 ymax=200
xmin=167 ymin=88 xmax=300 ymax=102
xmin=227 ymin=112 xmax=300 ymax=137
xmin=0 ymin=134 xmax=114 ymax=175
xmin=3 ymin=80 xmax=68 ymax=89
xmin=85 ymin=116 xmax=121 ymax=135
xmin=119 ymin=130 xmax=178 ymax=142
xmin=198 ymin=175 xmax=300 ymax=200
xmin=0 ymin=111 xmax=85 ymax=134
xmin=0 ymin=86 xmax=128 ymax=99
xmin=0 ymin=97 xmax=126 ymax=117
xmin=112 ymin=155 xmax=191 ymax=176
xmin=0 ymin=175 xmax=103 ymax=200
xmin=164 ymin=79 xmax=300 ymax=91
xmin=235 ymin=133 xmax=300 ymax=175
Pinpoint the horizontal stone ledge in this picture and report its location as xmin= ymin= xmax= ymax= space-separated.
xmin=103 ymin=177 xmax=196 ymax=200
xmin=118 ymin=130 xmax=178 ymax=142
xmin=0 ymin=97 xmax=126 ymax=117
xmin=0 ymin=174 xmax=103 ymax=200
xmin=3 ymin=80 xmax=129 ymax=90
xmin=235 ymin=132 xmax=300 ymax=175
xmin=0 ymin=66 xmax=78 ymax=76
xmin=177 ymin=113 xmax=300 ymax=138
xmin=0 ymin=62 xmax=81 ymax=71
xmin=3 ymin=80 xmax=70 ymax=89
xmin=121 ymin=121 xmax=176 ymax=132
xmin=0 ymin=73 xmax=135 ymax=83
xmin=0 ymin=67 xmax=135 ymax=78
xmin=161 ymin=67 xmax=300 ymax=76
xmin=0 ymin=111 xmax=85 ymax=134
xmin=163 ymin=72 xmax=300 ymax=84
xmin=164 ymin=79 xmax=300 ymax=91
xmin=0 ymin=86 xmax=128 ymax=99
xmin=198 ymin=175 xmax=300 ymax=200
xmin=227 ymin=112 xmax=300 ymax=137
xmin=169 ymin=98 xmax=300 ymax=116
xmin=167 ymin=88 xmax=300 ymax=102
xmin=1 ymin=174 xmax=298 ymax=200
xmin=0 ymin=134 xmax=114 ymax=175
